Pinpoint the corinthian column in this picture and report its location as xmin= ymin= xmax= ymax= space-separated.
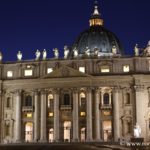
xmin=86 ymin=87 xmax=93 ymax=141
xmin=134 ymin=85 xmax=148 ymax=139
xmin=15 ymin=90 xmax=22 ymax=143
xmin=40 ymin=90 xmax=47 ymax=142
xmin=95 ymin=88 xmax=101 ymax=141
xmin=113 ymin=87 xmax=120 ymax=142
xmin=73 ymin=88 xmax=79 ymax=141
xmin=34 ymin=90 xmax=40 ymax=142
xmin=53 ymin=89 xmax=60 ymax=142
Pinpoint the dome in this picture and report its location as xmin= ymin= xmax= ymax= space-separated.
xmin=72 ymin=26 xmax=123 ymax=55
xmin=71 ymin=1 xmax=124 ymax=57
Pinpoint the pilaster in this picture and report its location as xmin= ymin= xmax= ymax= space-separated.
xmin=72 ymin=88 xmax=79 ymax=142
xmin=53 ymin=88 xmax=60 ymax=142
xmin=86 ymin=87 xmax=93 ymax=141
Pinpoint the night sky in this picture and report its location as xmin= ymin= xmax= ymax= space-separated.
xmin=0 ymin=0 xmax=150 ymax=62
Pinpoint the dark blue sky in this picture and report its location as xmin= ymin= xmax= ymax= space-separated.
xmin=0 ymin=0 xmax=150 ymax=61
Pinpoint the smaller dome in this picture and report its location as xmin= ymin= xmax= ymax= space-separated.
xmin=72 ymin=26 xmax=124 ymax=56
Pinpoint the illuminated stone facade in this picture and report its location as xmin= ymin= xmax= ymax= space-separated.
xmin=0 ymin=1 xmax=150 ymax=144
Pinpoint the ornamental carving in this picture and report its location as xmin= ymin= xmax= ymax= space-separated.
xmin=61 ymin=67 xmax=70 ymax=77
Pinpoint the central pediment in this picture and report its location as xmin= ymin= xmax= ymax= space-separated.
xmin=41 ymin=65 xmax=92 ymax=79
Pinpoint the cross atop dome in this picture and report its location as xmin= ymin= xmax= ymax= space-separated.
xmin=89 ymin=0 xmax=104 ymax=27
xmin=93 ymin=0 xmax=100 ymax=15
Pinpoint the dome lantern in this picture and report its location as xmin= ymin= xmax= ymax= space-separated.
xmin=89 ymin=0 xmax=104 ymax=27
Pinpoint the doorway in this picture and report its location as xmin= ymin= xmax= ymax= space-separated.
xmin=64 ymin=121 xmax=71 ymax=142
xmin=103 ymin=120 xmax=112 ymax=142
xmin=25 ymin=122 xmax=33 ymax=142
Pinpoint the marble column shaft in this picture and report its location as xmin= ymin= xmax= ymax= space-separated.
xmin=113 ymin=88 xmax=120 ymax=142
xmin=95 ymin=89 xmax=101 ymax=141
xmin=73 ymin=89 xmax=79 ymax=141
xmin=34 ymin=90 xmax=40 ymax=141
xmin=54 ymin=89 xmax=60 ymax=141
xmin=86 ymin=88 xmax=93 ymax=141
xmin=15 ymin=90 xmax=22 ymax=142
xmin=40 ymin=90 xmax=47 ymax=142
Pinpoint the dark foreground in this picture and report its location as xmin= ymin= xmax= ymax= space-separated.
xmin=0 ymin=143 xmax=125 ymax=150
xmin=0 ymin=143 xmax=149 ymax=150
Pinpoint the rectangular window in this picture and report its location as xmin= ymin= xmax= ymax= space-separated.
xmin=80 ymin=112 xmax=86 ymax=117
xmin=48 ymin=112 xmax=53 ymax=117
xmin=7 ymin=71 xmax=13 ymax=77
xmin=47 ymin=68 xmax=53 ymax=74
xmin=24 ymin=69 xmax=33 ymax=76
xmin=79 ymin=67 xmax=85 ymax=73
xmin=101 ymin=66 xmax=110 ymax=73
xmin=26 ymin=113 xmax=32 ymax=118
xmin=123 ymin=65 xmax=130 ymax=72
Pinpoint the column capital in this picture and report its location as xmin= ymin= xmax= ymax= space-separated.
xmin=123 ymin=87 xmax=132 ymax=93
xmin=15 ymin=89 xmax=22 ymax=95
xmin=40 ymin=89 xmax=47 ymax=95
xmin=113 ymin=86 xmax=121 ymax=93
xmin=147 ymin=88 xmax=150 ymax=93
xmin=53 ymin=88 xmax=60 ymax=94
xmin=134 ymin=85 xmax=145 ymax=92
xmin=33 ymin=89 xmax=39 ymax=95
xmin=72 ymin=88 xmax=79 ymax=94
xmin=86 ymin=87 xmax=93 ymax=93
xmin=94 ymin=87 xmax=100 ymax=94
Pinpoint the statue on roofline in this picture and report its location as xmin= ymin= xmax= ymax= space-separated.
xmin=35 ymin=49 xmax=41 ymax=60
xmin=85 ymin=47 xmax=90 ymax=56
xmin=143 ymin=41 xmax=150 ymax=56
xmin=0 ymin=51 xmax=3 ymax=62
xmin=64 ymin=45 xmax=69 ymax=59
xmin=73 ymin=47 xmax=78 ymax=58
xmin=94 ymin=47 xmax=99 ymax=56
xmin=17 ymin=51 xmax=22 ymax=61
xmin=134 ymin=44 xmax=139 ymax=57
xmin=112 ymin=45 xmax=117 ymax=55
xmin=53 ymin=48 xmax=59 ymax=59
xmin=42 ymin=49 xmax=47 ymax=60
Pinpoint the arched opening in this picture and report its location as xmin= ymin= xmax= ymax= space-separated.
xmin=25 ymin=95 xmax=32 ymax=107
xmin=103 ymin=120 xmax=112 ymax=142
xmin=103 ymin=93 xmax=109 ymax=105
xmin=64 ymin=94 xmax=70 ymax=105
xmin=80 ymin=92 xmax=86 ymax=107
xmin=25 ymin=122 xmax=33 ymax=142
xmin=64 ymin=121 xmax=71 ymax=142
xmin=49 ymin=128 xmax=54 ymax=142
xmin=48 ymin=94 xmax=54 ymax=108
xmin=80 ymin=127 xmax=86 ymax=142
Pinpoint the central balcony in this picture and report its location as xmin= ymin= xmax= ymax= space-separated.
xmin=100 ymin=104 xmax=112 ymax=110
xmin=60 ymin=105 xmax=72 ymax=110
xmin=22 ymin=106 xmax=34 ymax=112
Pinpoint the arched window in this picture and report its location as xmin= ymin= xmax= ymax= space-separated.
xmin=80 ymin=92 xmax=86 ymax=107
xmin=103 ymin=93 xmax=109 ymax=105
xmin=64 ymin=94 xmax=70 ymax=105
xmin=25 ymin=95 xmax=32 ymax=107
xmin=48 ymin=94 xmax=54 ymax=108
